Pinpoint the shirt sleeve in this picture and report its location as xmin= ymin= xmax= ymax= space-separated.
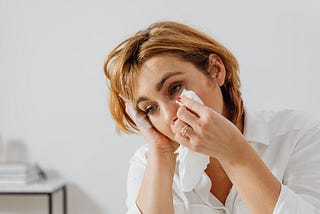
xmin=273 ymin=184 xmax=320 ymax=214
xmin=273 ymin=126 xmax=320 ymax=214
xmin=125 ymin=146 xmax=147 ymax=214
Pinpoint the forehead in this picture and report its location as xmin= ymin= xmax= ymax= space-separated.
xmin=134 ymin=55 xmax=186 ymax=93
xmin=140 ymin=54 xmax=185 ymax=76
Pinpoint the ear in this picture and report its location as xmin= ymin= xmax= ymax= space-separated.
xmin=207 ymin=53 xmax=226 ymax=86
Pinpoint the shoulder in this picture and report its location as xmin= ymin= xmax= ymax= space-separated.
xmin=244 ymin=108 xmax=320 ymax=145
xmin=263 ymin=109 xmax=320 ymax=136
xmin=247 ymin=108 xmax=320 ymax=135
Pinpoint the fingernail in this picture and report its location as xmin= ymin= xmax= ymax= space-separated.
xmin=177 ymin=96 xmax=182 ymax=103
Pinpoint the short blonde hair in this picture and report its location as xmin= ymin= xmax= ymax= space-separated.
xmin=104 ymin=21 xmax=243 ymax=134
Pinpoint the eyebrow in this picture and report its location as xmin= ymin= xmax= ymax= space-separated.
xmin=156 ymin=71 xmax=183 ymax=91
xmin=136 ymin=71 xmax=184 ymax=106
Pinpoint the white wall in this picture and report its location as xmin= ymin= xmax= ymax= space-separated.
xmin=0 ymin=0 xmax=320 ymax=213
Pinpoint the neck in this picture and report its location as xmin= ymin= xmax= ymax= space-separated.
xmin=236 ymin=112 xmax=245 ymax=134
xmin=223 ymin=106 xmax=245 ymax=134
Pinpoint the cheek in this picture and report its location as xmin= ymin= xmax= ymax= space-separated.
xmin=200 ymin=86 xmax=224 ymax=114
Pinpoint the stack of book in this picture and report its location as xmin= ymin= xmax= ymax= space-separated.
xmin=0 ymin=162 xmax=41 ymax=185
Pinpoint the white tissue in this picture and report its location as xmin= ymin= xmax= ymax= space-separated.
xmin=176 ymin=89 xmax=210 ymax=192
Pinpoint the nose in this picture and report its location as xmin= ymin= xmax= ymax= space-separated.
xmin=161 ymin=101 xmax=179 ymax=126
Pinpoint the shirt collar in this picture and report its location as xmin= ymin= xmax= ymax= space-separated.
xmin=243 ymin=107 xmax=270 ymax=145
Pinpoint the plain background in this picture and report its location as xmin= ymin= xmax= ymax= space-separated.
xmin=1 ymin=0 xmax=320 ymax=213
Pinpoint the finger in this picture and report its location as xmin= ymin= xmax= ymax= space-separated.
xmin=180 ymin=96 xmax=205 ymax=116
xmin=176 ymin=106 xmax=200 ymax=130
xmin=140 ymin=125 xmax=160 ymax=140
xmin=180 ymin=124 xmax=197 ymax=139
xmin=135 ymin=119 xmax=167 ymax=143
xmin=171 ymin=117 xmax=187 ymax=134
xmin=175 ymin=132 xmax=191 ymax=148
xmin=125 ymin=102 xmax=174 ymax=147
xmin=125 ymin=103 xmax=153 ymax=129
xmin=136 ymin=116 xmax=153 ymax=130
xmin=125 ymin=103 xmax=135 ymax=121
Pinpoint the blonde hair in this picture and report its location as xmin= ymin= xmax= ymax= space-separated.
xmin=104 ymin=21 xmax=243 ymax=133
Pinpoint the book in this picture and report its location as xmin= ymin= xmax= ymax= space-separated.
xmin=0 ymin=161 xmax=41 ymax=185
xmin=0 ymin=173 xmax=39 ymax=184
xmin=0 ymin=162 xmax=37 ymax=174
xmin=0 ymin=168 xmax=39 ymax=178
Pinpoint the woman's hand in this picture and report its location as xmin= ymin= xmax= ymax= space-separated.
xmin=172 ymin=96 xmax=247 ymax=163
xmin=125 ymin=103 xmax=177 ymax=155
xmin=126 ymin=103 xmax=176 ymax=214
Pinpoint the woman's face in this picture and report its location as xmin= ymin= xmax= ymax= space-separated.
xmin=134 ymin=54 xmax=227 ymax=141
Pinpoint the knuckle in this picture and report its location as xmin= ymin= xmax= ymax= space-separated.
xmin=189 ymin=103 xmax=195 ymax=112
xmin=202 ymin=108 xmax=215 ymax=123
xmin=177 ymin=106 xmax=187 ymax=118
xmin=203 ymin=110 xmax=211 ymax=121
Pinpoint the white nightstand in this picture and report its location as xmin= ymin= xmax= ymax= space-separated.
xmin=0 ymin=172 xmax=67 ymax=214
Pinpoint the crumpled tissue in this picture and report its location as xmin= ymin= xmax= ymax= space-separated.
xmin=175 ymin=89 xmax=210 ymax=192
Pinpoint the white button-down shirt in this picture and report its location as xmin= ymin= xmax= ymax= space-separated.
xmin=126 ymin=109 xmax=320 ymax=213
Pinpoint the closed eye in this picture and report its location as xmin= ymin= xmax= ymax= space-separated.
xmin=145 ymin=104 xmax=158 ymax=115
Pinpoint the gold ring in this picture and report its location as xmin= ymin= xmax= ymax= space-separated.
xmin=180 ymin=124 xmax=190 ymax=137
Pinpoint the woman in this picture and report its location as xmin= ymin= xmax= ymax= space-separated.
xmin=104 ymin=21 xmax=320 ymax=214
